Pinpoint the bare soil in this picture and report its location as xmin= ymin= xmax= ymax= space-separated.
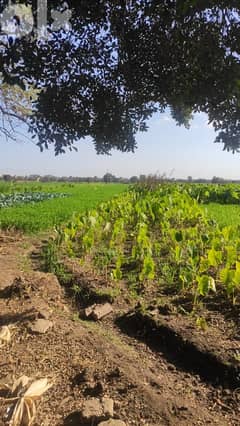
xmin=0 ymin=232 xmax=240 ymax=425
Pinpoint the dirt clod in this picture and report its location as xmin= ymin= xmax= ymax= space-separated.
xmin=81 ymin=398 xmax=104 ymax=422
xmin=92 ymin=303 xmax=113 ymax=321
xmin=81 ymin=303 xmax=113 ymax=321
xmin=102 ymin=397 xmax=114 ymax=418
xmin=81 ymin=397 xmax=114 ymax=423
xmin=28 ymin=318 xmax=53 ymax=334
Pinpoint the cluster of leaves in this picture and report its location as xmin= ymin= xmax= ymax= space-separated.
xmin=133 ymin=181 xmax=240 ymax=205
xmin=1 ymin=2 xmax=240 ymax=153
xmin=52 ymin=184 xmax=240 ymax=304
xmin=178 ymin=183 xmax=240 ymax=205
xmin=0 ymin=192 xmax=68 ymax=208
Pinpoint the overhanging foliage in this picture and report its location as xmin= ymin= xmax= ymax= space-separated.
xmin=1 ymin=1 xmax=240 ymax=154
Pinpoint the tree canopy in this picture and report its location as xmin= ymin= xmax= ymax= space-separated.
xmin=1 ymin=1 xmax=240 ymax=154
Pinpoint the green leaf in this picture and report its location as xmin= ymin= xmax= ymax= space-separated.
xmin=140 ymin=255 xmax=155 ymax=281
xmin=197 ymin=275 xmax=216 ymax=297
xmin=225 ymin=245 xmax=237 ymax=266
xmin=219 ymin=267 xmax=234 ymax=286
xmin=207 ymin=248 xmax=222 ymax=267
xmin=112 ymin=268 xmax=122 ymax=280
xmin=196 ymin=316 xmax=208 ymax=331
xmin=175 ymin=245 xmax=182 ymax=263
xmin=233 ymin=262 xmax=240 ymax=288
xmin=199 ymin=257 xmax=210 ymax=273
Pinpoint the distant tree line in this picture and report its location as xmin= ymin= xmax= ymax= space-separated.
xmin=1 ymin=174 xmax=240 ymax=184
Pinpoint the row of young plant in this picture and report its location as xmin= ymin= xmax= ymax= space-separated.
xmin=0 ymin=192 xmax=68 ymax=208
xmin=51 ymin=184 xmax=240 ymax=304
xmin=183 ymin=183 xmax=240 ymax=205
xmin=134 ymin=181 xmax=240 ymax=205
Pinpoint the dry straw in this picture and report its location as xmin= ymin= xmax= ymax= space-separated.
xmin=0 ymin=325 xmax=11 ymax=346
xmin=0 ymin=376 xmax=53 ymax=426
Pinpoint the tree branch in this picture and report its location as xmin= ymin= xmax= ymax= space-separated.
xmin=0 ymin=104 xmax=29 ymax=124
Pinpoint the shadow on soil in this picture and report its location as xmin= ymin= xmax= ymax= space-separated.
xmin=0 ymin=309 xmax=35 ymax=326
xmin=64 ymin=411 xmax=102 ymax=426
xmin=116 ymin=311 xmax=240 ymax=390
xmin=63 ymin=412 xmax=82 ymax=426
xmin=172 ymin=293 xmax=240 ymax=330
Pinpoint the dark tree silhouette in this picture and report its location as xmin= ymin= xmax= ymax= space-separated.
xmin=1 ymin=1 xmax=240 ymax=154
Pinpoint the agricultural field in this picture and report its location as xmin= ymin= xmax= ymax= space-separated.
xmin=36 ymin=182 xmax=240 ymax=396
xmin=1 ymin=181 xmax=240 ymax=425
xmin=204 ymin=203 xmax=240 ymax=228
xmin=186 ymin=182 xmax=240 ymax=228
xmin=0 ymin=181 xmax=126 ymax=233
xmin=1 ymin=180 xmax=240 ymax=307
xmin=49 ymin=182 xmax=240 ymax=308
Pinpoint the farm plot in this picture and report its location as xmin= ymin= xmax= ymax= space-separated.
xmin=41 ymin=183 xmax=240 ymax=392
xmin=204 ymin=203 xmax=240 ymax=228
xmin=0 ymin=183 xmax=126 ymax=233
xmin=0 ymin=192 xmax=68 ymax=208
xmin=44 ymin=182 xmax=240 ymax=391
xmin=1 ymin=183 xmax=240 ymax=424
xmin=51 ymin=183 xmax=240 ymax=306
xmin=181 ymin=182 xmax=240 ymax=227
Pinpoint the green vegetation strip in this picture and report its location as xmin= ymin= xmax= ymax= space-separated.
xmin=0 ymin=183 xmax=126 ymax=233
xmin=204 ymin=203 xmax=240 ymax=228
xmin=49 ymin=183 xmax=240 ymax=307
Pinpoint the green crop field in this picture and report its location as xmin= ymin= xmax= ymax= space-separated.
xmin=1 ymin=180 xmax=240 ymax=314
xmin=203 ymin=203 xmax=240 ymax=228
xmin=0 ymin=182 xmax=127 ymax=233
xmin=45 ymin=182 xmax=240 ymax=310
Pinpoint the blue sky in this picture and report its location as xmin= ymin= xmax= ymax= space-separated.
xmin=1 ymin=111 xmax=240 ymax=179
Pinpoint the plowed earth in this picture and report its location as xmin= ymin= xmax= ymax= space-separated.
xmin=0 ymin=232 xmax=239 ymax=426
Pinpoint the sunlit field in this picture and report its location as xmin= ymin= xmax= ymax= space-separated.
xmin=0 ymin=182 xmax=126 ymax=233
xmin=203 ymin=203 xmax=240 ymax=228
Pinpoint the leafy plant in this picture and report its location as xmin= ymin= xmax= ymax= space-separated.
xmin=0 ymin=192 xmax=68 ymax=208
xmin=46 ymin=183 xmax=240 ymax=308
